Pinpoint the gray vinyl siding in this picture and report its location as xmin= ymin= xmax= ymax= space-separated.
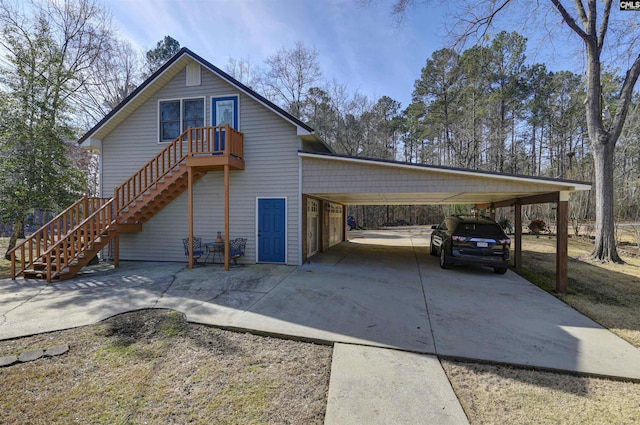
xmin=302 ymin=157 xmax=563 ymax=194
xmin=101 ymin=59 xmax=300 ymax=264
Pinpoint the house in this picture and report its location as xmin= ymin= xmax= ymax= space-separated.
xmin=76 ymin=47 xmax=335 ymax=269
xmin=10 ymin=47 xmax=590 ymax=292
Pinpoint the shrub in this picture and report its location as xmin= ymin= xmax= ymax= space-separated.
xmin=498 ymin=217 xmax=513 ymax=233
xmin=528 ymin=219 xmax=547 ymax=235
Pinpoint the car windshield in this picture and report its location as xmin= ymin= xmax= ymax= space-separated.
xmin=457 ymin=223 xmax=503 ymax=238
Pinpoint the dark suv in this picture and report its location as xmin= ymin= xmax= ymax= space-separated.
xmin=430 ymin=215 xmax=511 ymax=274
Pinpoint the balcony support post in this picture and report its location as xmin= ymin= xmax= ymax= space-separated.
xmin=224 ymin=164 xmax=230 ymax=271
xmin=188 ymin=166 xmax=194 ymax=269
xmin=114 ymin=231 xmax=119 ymax=268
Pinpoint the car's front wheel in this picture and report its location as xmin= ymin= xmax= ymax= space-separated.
xmin=439 ymin=246 xmax=450 ymax=269
xmin=494 ymin=267 xmax=508 ymax=274
xmin=347 ymin=224 xmax=352 ymax=231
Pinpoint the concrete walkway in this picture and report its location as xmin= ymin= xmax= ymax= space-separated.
xmin=1 ymin=228 xmax=640 ymax=424
xmin=325 ymin=344 xmax=467 ymax=424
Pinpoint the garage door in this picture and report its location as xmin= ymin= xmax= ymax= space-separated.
xmin=307 ymin=198 xmax=319 ymax=257
xmin=329 ymin=203 xmax=343 ymax=247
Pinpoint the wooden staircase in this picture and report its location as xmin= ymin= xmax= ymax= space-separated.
xmin=115 ymin=163 xmax=206 ymax=232
xmin=10 ymin=197 xmax=116 ymax=281
xmin=9 ymin=126 xmax=244 ymax=282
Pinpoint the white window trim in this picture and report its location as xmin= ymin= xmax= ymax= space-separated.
xmin=157 ymin=96 xmax=206 ymax=144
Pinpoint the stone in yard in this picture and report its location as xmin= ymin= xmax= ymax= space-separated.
xmin=45 ymin=344 xmax=70 ymax=357
xmin=18 ymin=349 xmax=44 ymax=363
xmin=0 ymin=355 xmax=18 ymax=367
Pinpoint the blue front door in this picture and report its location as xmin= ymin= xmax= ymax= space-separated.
xmin=258 ymin=198 xmax=286 ymax=263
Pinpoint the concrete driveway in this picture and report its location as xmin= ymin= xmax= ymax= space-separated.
xmin=3 ymin=227 xmax=640 ymax=424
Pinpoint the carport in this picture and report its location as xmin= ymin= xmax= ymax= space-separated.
xmin=299 ymin=151 xmax=591 ymax=293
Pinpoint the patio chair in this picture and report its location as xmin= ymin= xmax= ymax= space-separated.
xmin=229 ymin=238 xmax=246 ymax=265
xmin=183 ymin=237 xmax=205 ymax=265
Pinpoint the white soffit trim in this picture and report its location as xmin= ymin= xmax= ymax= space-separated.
xmin=80 ymin=137 xmax=102 ymax=149
xmin=298 ymin=152 xmax=592 ymax=191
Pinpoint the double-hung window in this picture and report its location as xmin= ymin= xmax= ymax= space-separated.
xmin=159 ymin=98 xmax=205 ymax=143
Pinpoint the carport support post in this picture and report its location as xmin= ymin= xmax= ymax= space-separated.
xmin=514 ymin=201 xmax=522 ymax=270
xmin=556 ymin=192 xmax=569 ymax=293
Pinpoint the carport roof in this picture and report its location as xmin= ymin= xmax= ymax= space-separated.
xmin=299 ymin=151 xmax=591 ymax=206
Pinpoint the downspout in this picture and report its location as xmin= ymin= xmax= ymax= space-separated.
xmin=98 ymin=147 xmax=103 ymax=198
xmin=298 ymin=155 xmax=303 ymax=266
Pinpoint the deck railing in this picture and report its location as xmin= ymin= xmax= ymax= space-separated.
xmin=9 ymin=196 xmax=111 ymax=279
xmin=187 ymin=125 xmax=244 ymax=158
xmin=113 ymin=125 xmax=243 ymax=217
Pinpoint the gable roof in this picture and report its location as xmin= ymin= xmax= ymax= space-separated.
xmin=78 ymin=47 xmax=327 ymax=147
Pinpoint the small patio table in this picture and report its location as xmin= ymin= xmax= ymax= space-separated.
xmin=205 ymin=241 xmax=225 ymax=264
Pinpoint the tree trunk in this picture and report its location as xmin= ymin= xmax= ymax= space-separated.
xmin=582 ymin=33 xmax=624 ymax=263
xmin=4 ymin=215 xmax=25 ymax=260
xmin=591 ymin=141 xmax=623 ymax=262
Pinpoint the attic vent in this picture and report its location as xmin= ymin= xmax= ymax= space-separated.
xmin=186 ymin=63 xmax=201 ymax=86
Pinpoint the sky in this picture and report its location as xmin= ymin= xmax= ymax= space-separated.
xmin=103 ymin=0 xmax=586 ymax=110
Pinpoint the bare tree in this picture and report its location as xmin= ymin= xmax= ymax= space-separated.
xmin=393 ymin=0 xmax=640 ymax=263
xmin=263 ymin=41 xmax=323 ymax=118
xmin=224 ymin=55 xmax=263 ymax=91
xmin=78 ymin=38 xmax=142 ymax=126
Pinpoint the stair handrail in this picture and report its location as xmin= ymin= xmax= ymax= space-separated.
xmin=113 ymin=126 xmax=244 ymax=218
xmin=41 ymin=198 xmax=116 ymax=282
xmin=9 ymin=196 xmax=108 ymax=279
xmin=113 ymin=129 xmax=192 ymax=216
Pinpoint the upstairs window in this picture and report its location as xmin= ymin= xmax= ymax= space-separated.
xmin=159 ymin=97 xmax=205 ymax=143
xmin=183 ymin=98 xmax=205 ymax=130
xmin=160 ymin=100 xmax=180 ymax=142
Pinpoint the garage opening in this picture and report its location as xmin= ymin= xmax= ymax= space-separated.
xmin=300 ymin=151 xmax=590 ymax=292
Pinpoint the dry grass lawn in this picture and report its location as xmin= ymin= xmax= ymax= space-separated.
xmin=516 ymin=234 xmax=640 ymax=346
xmin=443 ymin=233 xmax=640 ymax=424
xmin=442 ymin=361 xmax=640 ymax=425
xmin=0 ymin=309 xmax=332 ymax=424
